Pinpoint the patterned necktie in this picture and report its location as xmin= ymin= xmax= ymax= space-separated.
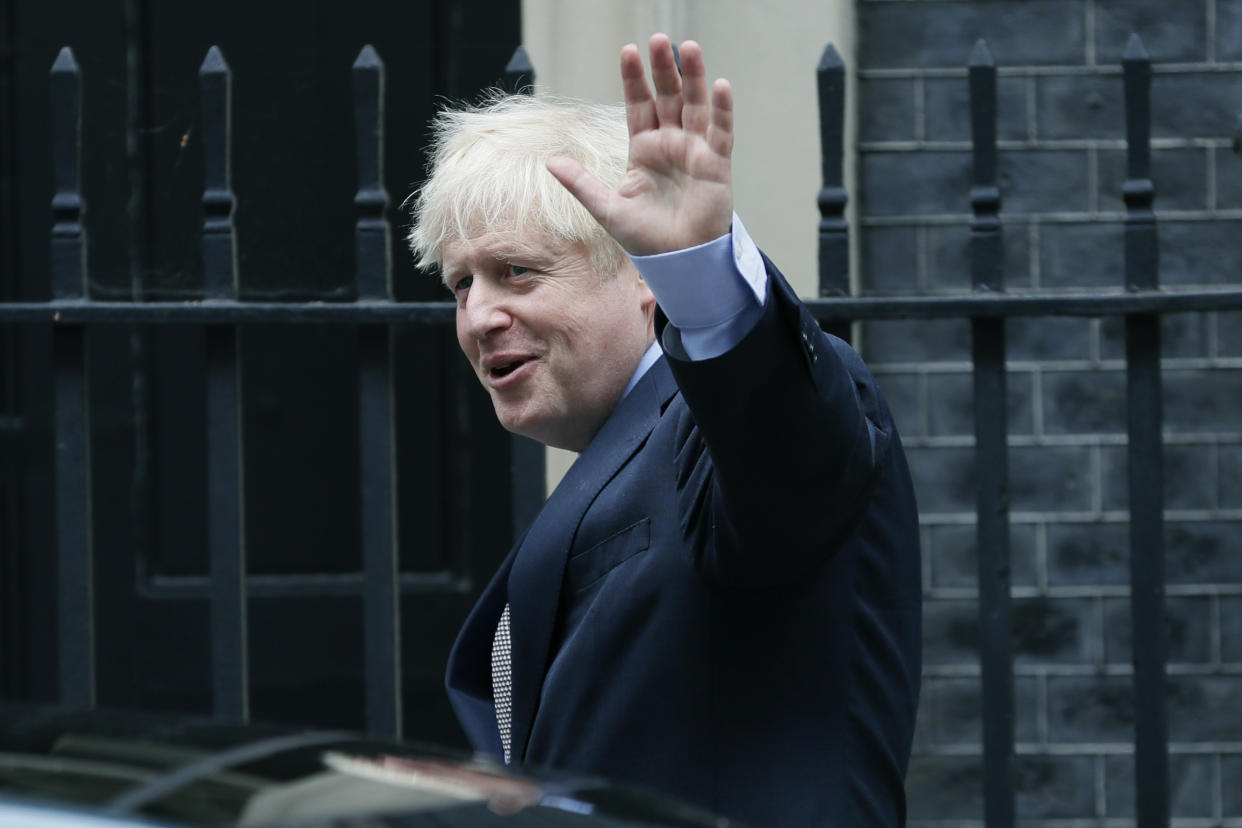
xmin=491 ymin=602 xmax=513 ymax=764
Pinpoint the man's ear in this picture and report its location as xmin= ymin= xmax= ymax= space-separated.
xmin=628 ymin=263 xmax=658 ymax=322
xmin=637 ymin=275 xmax=655 ymax=306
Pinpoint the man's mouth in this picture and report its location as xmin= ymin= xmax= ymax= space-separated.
xmin=486 ymin=357 xmax=533 ymax=381
xmin=492 ymin=360 xmax=524 ymax=377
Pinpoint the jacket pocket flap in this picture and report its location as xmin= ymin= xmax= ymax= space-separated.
xmin=567 ymin=518 xmax=651 ymax=592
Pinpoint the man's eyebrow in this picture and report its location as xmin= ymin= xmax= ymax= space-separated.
xmin=438 ymin=238 xmax=563 ymax=287
xmin=494 ymin=241 xmax=555 ymax=262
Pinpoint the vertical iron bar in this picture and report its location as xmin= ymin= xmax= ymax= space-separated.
xmin=123 ymin=0 xmax=152 ymax=579
xmin=50 ymin=46 xmax=95 ymax=709
xmin=816 ymin=44 xmax=850 ymax=343
xmin=501 ymin=47 xmax=545 ymax=536
xmin=123 ymin=0 xmax=149 ymax=302
xmin=0 ymin=0 xmax=15 ymax=697
xmin=1122 ymin=33 xmax=1169 ymax=828
xmin=205 ymin=325 xmax=244 ymax=718
xmin=54 ymin=327 xmax=92 ymax=707
xmin=353 ymin=44 xmax=401 ymax=738
xmin=200 ymin=45 xmax=247 ymax=721
xmin=968 ymin=39 xmax=1014 ymax=828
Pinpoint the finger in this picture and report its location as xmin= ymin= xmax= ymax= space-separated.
xmin=706 ymin=78 xmax=734 ymax=159
xmin=546 ymin=155 xmax=615 ymax=229
xmin=620 ymin=43 xmax=657 ymax=135
xmin=647 ymin=33 xmax=682 ymax=128
xmin=678 ymin=40 xmax=710 ymax=136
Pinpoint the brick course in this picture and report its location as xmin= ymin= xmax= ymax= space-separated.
xmin=856 ymin=0 xmax=1242 ymax=822
xmin=860 ymin=1 xmax=1088 ymax=69
xmin=926 ymin=220 xmax=1035 ymax=290
xmin=1094 ymin=0 xmax=1209 ymax=63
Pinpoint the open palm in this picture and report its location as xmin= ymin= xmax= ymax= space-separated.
xmin=547 ymin=35 xmax=735 ymax=257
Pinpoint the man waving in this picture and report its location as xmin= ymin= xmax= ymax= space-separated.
xmin=408 ymin=34 xmax=922 ymax=827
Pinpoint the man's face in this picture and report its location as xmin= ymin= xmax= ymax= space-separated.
xmin=442 ymin=230 xmax=655 ymax=452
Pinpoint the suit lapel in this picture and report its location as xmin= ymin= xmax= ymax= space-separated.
xmin=443 ymin=541 xmax=517 ymax=755
xmin=446 ymin=544 xmax=516 ymax=701
xmin=507 ymin=356 xmax=678 ymax=762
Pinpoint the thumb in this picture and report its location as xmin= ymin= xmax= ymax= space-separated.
xmin=546 ymin=155 xmax=615 ymax=229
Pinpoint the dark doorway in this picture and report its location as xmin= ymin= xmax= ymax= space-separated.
xmin=0 ymin=0 xmax=522 ymax=749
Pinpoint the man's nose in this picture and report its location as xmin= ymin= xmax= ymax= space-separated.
xmin=461 ymin=279 xmax=513 ymax=339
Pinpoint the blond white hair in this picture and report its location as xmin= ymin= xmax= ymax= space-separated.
xmin=407 ymin=92 xmax=630 ymax=276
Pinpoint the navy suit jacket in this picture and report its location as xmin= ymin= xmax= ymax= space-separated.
xmin=446 ymin=261 xmax=922 ymax=827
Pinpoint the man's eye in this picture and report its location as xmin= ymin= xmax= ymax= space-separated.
xmin=506 ymin=264 xmax=529 ymax=278
xmin=452 ymin=275 xmax=472 ymax=294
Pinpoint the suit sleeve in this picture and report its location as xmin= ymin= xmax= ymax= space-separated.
xmin=659 ymin=256 xmax=893 ymax=588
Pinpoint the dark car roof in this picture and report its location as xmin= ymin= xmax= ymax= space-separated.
xmin=0 ymin=705 xmax=734 ymax=827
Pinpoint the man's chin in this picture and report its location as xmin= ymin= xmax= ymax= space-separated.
xmin=494 ymin=406 xmax=547 ymax=444
xmin=496 ymin=409 xmax=590 ymax=453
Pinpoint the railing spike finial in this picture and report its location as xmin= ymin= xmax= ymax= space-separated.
xmin=1122 ymin=33 xmax=1153 ymax=221
xmin=815 ymin=40 xmax=849 ymax=323
xmin=200 ymin=44 xmax=228 ymax=76
xmin=354 ymin=43 xmax=381 ymax=70
xmin=503 ymin=46 xmax=535 ymax=95
xmin=969 ymin=38 xmax=994 ymax=68
xmin=353 ymin=42 xmax=391 ymax=301
xmin=52 ymin=45 xmax=79 ymax=74
xmin=50 ymin=45 xmax=86 ymax=300
xmin=198 ymin=44 xmax=236 ymax=299
xmin=817 ymin=42 xmax=843 ymax=73
xmin=969 ymin=38 xmax=1000 ymax=228
xmin=504 ymin=44 xmax=532 ymax=74
xmin=1123 ymin=32 xmax=1149 ymax=62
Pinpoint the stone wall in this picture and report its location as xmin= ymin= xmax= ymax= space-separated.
xmin=854 ymin=0 xmax=1242 ymax=823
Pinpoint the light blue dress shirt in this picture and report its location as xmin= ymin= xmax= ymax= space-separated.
xmin=620 ymin=213 xmax=767 ymax=398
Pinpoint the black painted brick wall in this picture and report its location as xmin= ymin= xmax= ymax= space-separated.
xmin=855 ymin=0 xmax=1242 ymax=823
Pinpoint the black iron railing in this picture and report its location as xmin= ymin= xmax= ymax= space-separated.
xmin=3 ymin=34 xmax=1241 ymax=828
xmin=966 ymin=39 xmax=1016 ymax=828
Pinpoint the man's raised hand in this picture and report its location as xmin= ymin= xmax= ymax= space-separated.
xmin=546 ymin=34 xmax=734 ymax=257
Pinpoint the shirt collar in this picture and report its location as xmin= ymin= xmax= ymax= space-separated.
xmin=620 ymin=340 xmax=662 ymax=400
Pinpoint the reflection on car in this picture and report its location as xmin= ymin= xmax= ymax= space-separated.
xmin=0 ymin=705 xmax=739 ymax=826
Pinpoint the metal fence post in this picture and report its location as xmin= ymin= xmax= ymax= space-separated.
xmin=200 ymin=45 xmax=248 ymax=722
xmin=1122 ymin=33 xmax=1169 ymax=828
xmin=50 ymin=46 xmax=95 ymax=709
xmin=353 ymin=43 xmax=402 ymax=739
xmin=968 ymin=39 xmax=1015 ymax=828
